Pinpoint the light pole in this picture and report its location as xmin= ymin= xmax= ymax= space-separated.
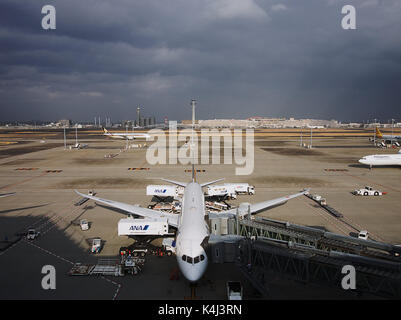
xmin=391 ymin=119 xmax=395 ymax=145
xmin=373 ymin=118 xmax=377 ymax=145
xmin=300 ymin=126 xmax=303 ymax=147
xmin=126 ymin=125 xmax=129 ymax=150
xmin=63 ymin=127 xmax=66 ymax=150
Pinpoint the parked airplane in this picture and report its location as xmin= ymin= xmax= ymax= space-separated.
xmin=359 ymin=150 xmax=401 ymax=168
xmin=76 ymin=180 xmax=307 ymax=282
xmin=375 ymin=127 xmax=401 ymax=144
xmin=71 ymin=143 xmax=88 ymax=149
xmin=76 ymin=101 xmax=308 ymax=282
xmin=103 ymin=128 xmax=150 ymax=140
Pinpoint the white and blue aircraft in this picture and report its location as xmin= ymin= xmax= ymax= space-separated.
xmin=76 ymin=101 xmax=308 ymax=282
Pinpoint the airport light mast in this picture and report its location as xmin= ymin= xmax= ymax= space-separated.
xmin=126 ymin=124 xmax=129 ymax=150
xmin=391 ymin=119 xmax=395 ymax=145
xmin=63 ymin=127 xmax=66 ymax=150
xmin=374 ymin=118 xmax=377 ymax=145
xmin=300 ymin=126 xmax=303 ymax=147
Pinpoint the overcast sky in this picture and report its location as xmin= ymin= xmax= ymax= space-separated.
xmin=0 ymin=0 xmax=400 ymax=123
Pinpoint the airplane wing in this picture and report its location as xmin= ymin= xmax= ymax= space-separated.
xmin=212 ymin=189 xmax=310 ymax=219
xmin=0 ymin=192 xmax=16 ymax=198
xmin=75 ymin=190 xmax=179 ymax=227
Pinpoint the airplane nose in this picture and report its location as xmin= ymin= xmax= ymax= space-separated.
xmin=178 ymin=259 xmax=207 ymax=282
xmin=185 ymin=270 xmax=202 ymax=282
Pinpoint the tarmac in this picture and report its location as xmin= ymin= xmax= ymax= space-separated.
xmin=0 ymin=128 xmax=400 ymax=299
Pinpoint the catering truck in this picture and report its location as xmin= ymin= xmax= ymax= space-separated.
xmin=118 ymin=217 xmax=170 ymax=236
xmin=224 ymin=183 xmax=255 ymax=195
xmin=206 ymin=185 xmax=237 ymax=199
xmin=146 ymin=185 xmax=184 ymax=199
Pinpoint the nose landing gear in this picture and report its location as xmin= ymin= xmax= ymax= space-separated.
xmin=185 ymin=282 xmax=201 ymax=300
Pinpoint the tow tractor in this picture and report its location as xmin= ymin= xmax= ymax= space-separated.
xmin=26 ymin=229 xmax=40 ymax=240
xmin=227 ymin=281 xmax=243 ymax=300
xmin=120 ymin=243 xmax=148 ymax=257
xmin=353 ymin=186 xmax=385 ymax=196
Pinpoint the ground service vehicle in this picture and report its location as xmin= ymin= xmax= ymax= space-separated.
xmin=227 ymin=281 xmax=243 ymax=300
xmin=358 ymin=230 xmax=369 ymax=240
xmin=162 ymin=237 xmax=176 ymax=256
xmin=353 ymin=186 xmax=383 ymax=196
xmin=26 ymin=229 xmax=40 ymax=240
xmin=118 ymin=217 xmax=170 ymax=236
xmin=206 ymin=185 xmax=237 ymax=199
xmin=91 ymin=238 xmax=102 ymax=253
xmin=80 ymin=219 xmax=89 ymax=231
xmin=225 ymin=183 xmax=255 ymax=195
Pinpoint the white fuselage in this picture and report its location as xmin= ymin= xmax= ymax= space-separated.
xmin=359 ymin=154 xmax=401 ymax=167
xmin=175 ymin=182 xmax=209 ymax=282
xmin=104 ymin=132 xmax=150 ymax=140
xmin=380 ymin=135 xmax=401 ymax=142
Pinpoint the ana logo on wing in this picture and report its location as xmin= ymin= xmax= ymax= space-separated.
xmin=129 ymin=225 xmax=149 ymax=231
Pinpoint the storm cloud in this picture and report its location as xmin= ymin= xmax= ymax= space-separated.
xmin=0 ymin=0 xmax=400 ymax=122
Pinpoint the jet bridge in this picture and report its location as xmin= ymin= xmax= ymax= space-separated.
xmin=209 ymin=214 xmax=401 ymax=298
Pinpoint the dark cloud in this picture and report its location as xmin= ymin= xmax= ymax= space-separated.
xmin=0 ymin=0 xmax=400 ymax=122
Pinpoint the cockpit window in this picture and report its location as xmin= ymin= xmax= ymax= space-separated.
xmin=183 ymin=255 xmax=205 ymax=264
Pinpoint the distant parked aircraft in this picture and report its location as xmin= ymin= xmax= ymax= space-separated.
xmin=375 ymin=127 xmax=401 ymax=144
xmin=76 ymin=102 xmax=309 ymax=282
xmin=103 ymin=128 xmax=150 ymax=140
xmin=359 ymin=150 xmax=401 ymax=168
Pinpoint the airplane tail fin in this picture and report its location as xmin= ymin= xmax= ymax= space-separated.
xmin=103 ymin=128 xmax=109 ymax=134
xmin=200 ymin=178 xmax=224 ymax=187
xmin=161 ymin=178 xmax=187 ymax=187
xmin=375 ymin=127 xmax=383 ymax=138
